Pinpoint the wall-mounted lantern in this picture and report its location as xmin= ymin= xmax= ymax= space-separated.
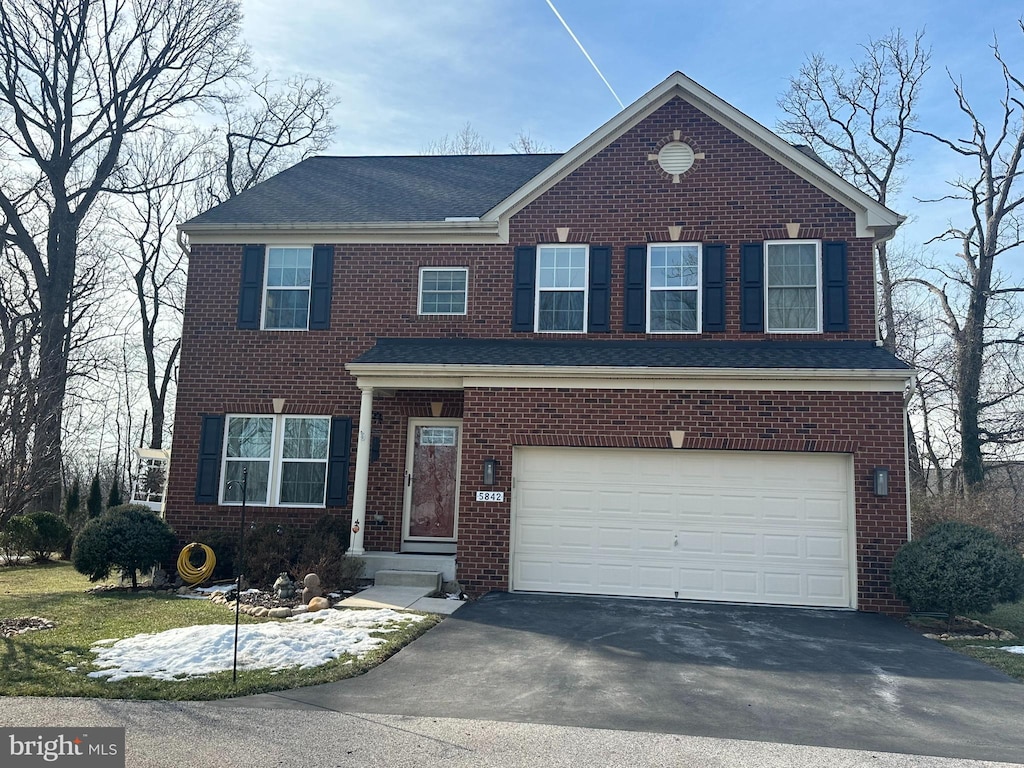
xmin=482 ymin=458 xmax=498 ymax=486
xmin=873 ymin=466 xmax=890 ymax=497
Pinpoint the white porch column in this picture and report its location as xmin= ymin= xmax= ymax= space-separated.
xmin=349 ymin=386 xmax=374 ymax=556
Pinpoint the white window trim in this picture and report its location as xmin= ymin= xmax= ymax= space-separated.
xmin=534 ymin=244 xmax=590 ymax=334
xmin=646 ymin=242 xmax=702 ymax=334
xmin=219 ymin=414 xmax=330 ymax=507
xmin=764 ymin=240 xmax=823 ymax=334
xmin=417 ymin=266 xmax=469 ymax=316
xmin=261 ymin=245 xmax=313 ymax=331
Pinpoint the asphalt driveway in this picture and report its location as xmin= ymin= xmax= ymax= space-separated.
xmin=236 ymin=592 xmax=1024 ymax=763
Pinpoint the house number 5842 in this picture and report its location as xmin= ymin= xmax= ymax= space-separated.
xmin=475 ymin=491 xmax=505 ymax=502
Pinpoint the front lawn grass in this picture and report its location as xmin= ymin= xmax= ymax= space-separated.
xmin=0 ymin=561 xmax=441 ymax=700
xmin=938 ymin=600 xmax=1024 ymax=682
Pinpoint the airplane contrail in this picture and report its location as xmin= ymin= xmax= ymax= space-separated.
xmin=544 ymin=0 xmax=625 ymax=110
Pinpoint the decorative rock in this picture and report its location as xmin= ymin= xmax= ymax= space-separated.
xmin=301 ymin=573 xmax=322 ymax=605
xmin=269 ymin=607 xmax=292 ymax=619
xmin=253 ymin=606 xmax=269 ymax=617
xmin=306 ymin=596 xmax=330 ymax=612
xmin=151 ymin=568 xmax=169 ymax=588
xmin=177 ymin=586 xmax=191 ymax=595
xmin=291 ymin=605 xmax=308 ymax=615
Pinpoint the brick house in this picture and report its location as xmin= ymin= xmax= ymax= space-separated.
xmin=167 ymin=72 xmax=913 ymax=613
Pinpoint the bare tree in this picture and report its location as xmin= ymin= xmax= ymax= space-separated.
xmin=778 ymin=29 xmax=929 ymax=352
xmin=777 ymin=29 xmax=930 ymax=487
xmin=908 ymin=22 xmax=1024 ymax=490
xmin=509 ymin=130 xmax=555 ymax=154
xmin=119 ymin=73 xmax=337 ymax=453
xmin=109 ymin=131 xmax=207 ymax=450
xmin=425 ymin=123 xmax=558 ymax=156
xmin=208 ymin=74 xmax=337 ymax=205
xmin=423 ymin=122 xmax=494 ymax=155
xmin=0 ymin=0 xmax=246 ymax=510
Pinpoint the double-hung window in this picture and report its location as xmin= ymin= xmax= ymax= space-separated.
xmin=263 ymin=247 xmax=313 ymax=330
xmin=765 ymin=241 xmax=821 ymax=332
xmin=221 ymin=415 xmax=330 ymax=506
xmin=535 ymin=245 xmax=588 ymax=332
xmin=419 ymin=267 xmax=468 ymax=314
xmin=647 ymin=243 xmax=701 ymax=333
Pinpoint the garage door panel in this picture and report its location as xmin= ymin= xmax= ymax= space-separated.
xmin=596 ymin=526 xmax=634 ymax=551
xmin=807 ymin=574 xmax=848 ymax=602
xmin=513 ymin=448 xmax=852 ymax=608
xmin=676 ymin=530 xmax=715 ymax=554
xmin=518 ymin=521 xmax=555 ymax=549
xmin=720 ymin=570 xmax=759 ymax=597
xmin=763 ymin=534 xmax=801 ymax=558
xmin=760 ymin=496 xmax=803 ymax=520
xmin=763 ymin=572 xmax=802 ymax=600
xmin=717 ymin=494 xmax=761 ymax=519
xmin=805 ymin=535 xmax=846 ymax=561
xmin=805 ymin=497 xmax=845 ymax=523
xmin=637 ymin=493 xmax=675 ymax=519
xmin=720 ymin=532 xmax=759 ymax=557
xmin=635 ymin=528 xmax=674 ymax=554
xmin=677 ymin=567 xmax=716 ymax=593
xmin=556 ymin=524 xmax=594 ymax=549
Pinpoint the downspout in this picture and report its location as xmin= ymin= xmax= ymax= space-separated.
xmin=903 ymin=373 xmax=917 ymax=540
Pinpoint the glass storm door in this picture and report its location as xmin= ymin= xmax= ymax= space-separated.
xmin=402 ymin=419 xmax=461 ymax=553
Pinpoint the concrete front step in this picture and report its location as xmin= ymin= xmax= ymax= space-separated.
xmin=337 ymin=586 xmax=464 ymax=614
xmin=374 ymin=569 xmax=442 ymax=591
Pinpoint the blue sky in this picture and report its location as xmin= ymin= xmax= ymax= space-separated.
xmin=240 ymin=0 xmax=1024 ymax=267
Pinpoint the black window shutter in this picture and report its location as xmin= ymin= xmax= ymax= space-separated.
xmin=587 ymin=246 xmax=611 ymax=332
xmin=237 ymin=245 xmax=265 ymax=329
xmin=325 ymin=417 xmax=353 ymax=507
xmin=822 ymin=240 xmax=849 ymax=332
xmin=702 ymin=244 xmax=726 ymax=332
xmin=623 ymin=245 xmax=647 ymax=332
xmin=512 ymin=246 xmax=536 ymax=331
xmin=194 ymin=414 xmax=225 ymax=503
xmin=308 ymin=245 xmax=334 ymax=330
xmin=740 ymin=243 xmax=764 ymax=333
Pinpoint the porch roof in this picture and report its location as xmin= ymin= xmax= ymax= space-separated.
xmin=350 ymin=338 xmax=911 ymax=371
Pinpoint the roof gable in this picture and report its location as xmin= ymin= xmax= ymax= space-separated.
xmin=486 ymin=72 xmax=902 ymax=241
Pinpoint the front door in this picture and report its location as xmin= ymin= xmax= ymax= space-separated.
xmin=402 ymin=419 xmax=461 ymax=553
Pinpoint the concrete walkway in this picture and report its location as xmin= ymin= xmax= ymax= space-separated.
xmin=338 ymin=585 xmax=464 ymax=615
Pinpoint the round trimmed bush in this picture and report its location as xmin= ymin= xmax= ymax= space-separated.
xmin=72 ymin=504 xmax=177 ymax=589
xmin=24 ymin=511 xmax=72 ymax=562
xmin=891 ymin=521 xmax=1024 ymax=617
xmin=0 ymin=515 xmax=38 ymax=564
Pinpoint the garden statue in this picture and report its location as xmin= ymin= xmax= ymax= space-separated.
xmin=301 ymin=572 xmax=322 ymax=605
xmin=273 ymin=572 xmax=295 ymax=600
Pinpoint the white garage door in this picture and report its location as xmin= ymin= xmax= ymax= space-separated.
xmin=512 ymin=448 xmax=854 ymax=608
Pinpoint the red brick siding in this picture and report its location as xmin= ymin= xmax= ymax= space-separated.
xmin=165 ymin=96 xmax=906 ymax=612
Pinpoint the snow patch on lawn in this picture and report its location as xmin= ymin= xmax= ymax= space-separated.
xmin=1001 ymin=646 xmax=1024 ymax=655
xmin=87 ymin=608 xmax=426 ymax=682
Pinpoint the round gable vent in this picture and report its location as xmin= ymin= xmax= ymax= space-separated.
xmin=657 ymin=141 xmax=695 ymax=175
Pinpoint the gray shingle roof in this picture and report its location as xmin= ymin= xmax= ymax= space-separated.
xmin=185 ymin=154 xmax=563 ymax=225
xmin=351 ymin=338 xmax=911 ymax=370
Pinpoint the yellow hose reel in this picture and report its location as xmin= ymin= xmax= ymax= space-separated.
xmin=177 ymin=542 xmax=216 ymax=585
